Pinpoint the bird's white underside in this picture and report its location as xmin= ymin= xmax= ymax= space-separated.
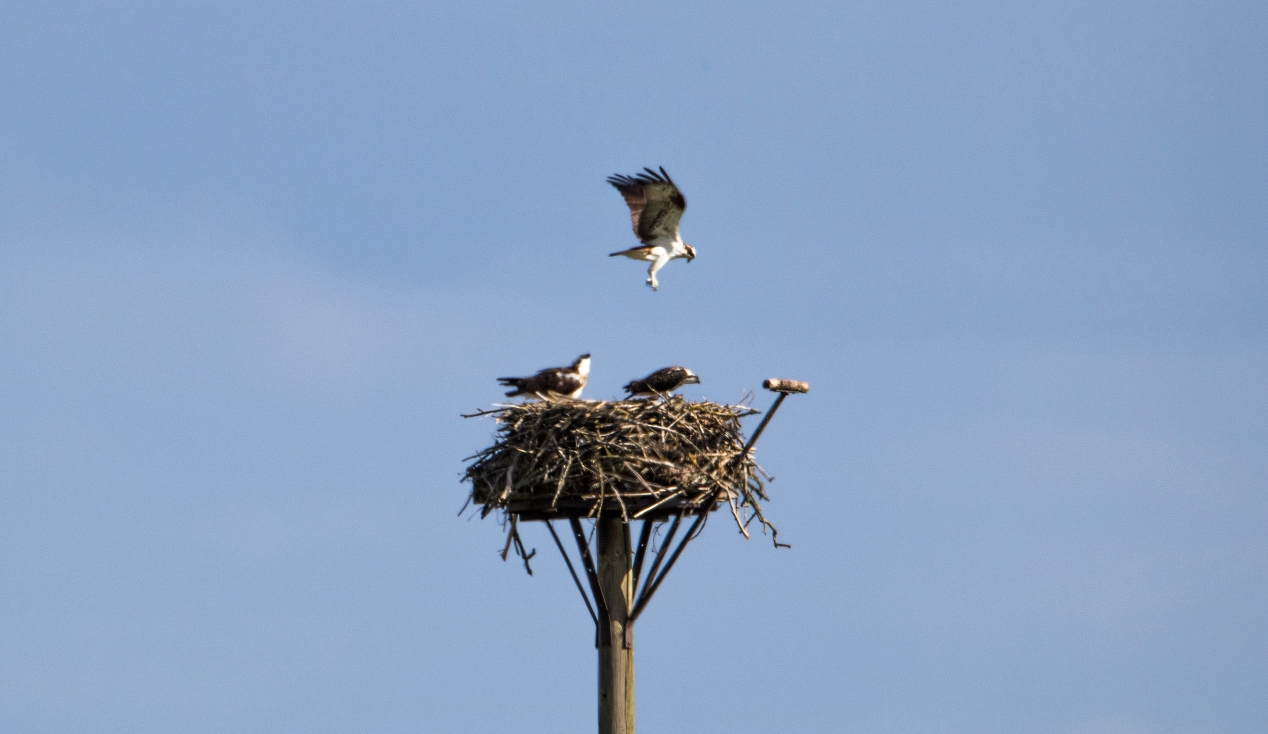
xmin=614 ymin=238 xmax=690 ymax=290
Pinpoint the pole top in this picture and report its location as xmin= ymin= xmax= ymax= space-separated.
xmin=763 ymin=378 xmax=809 ymax=394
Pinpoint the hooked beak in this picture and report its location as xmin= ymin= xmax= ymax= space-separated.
xmin=685 ymin=374 xmax=701 ymax=384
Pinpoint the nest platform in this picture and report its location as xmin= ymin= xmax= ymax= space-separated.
xmin=463 ymin=397 xmax=775 ymax=528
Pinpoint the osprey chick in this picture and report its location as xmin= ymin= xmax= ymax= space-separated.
xmin=607 ymin=167 xmax=695 ymax=291
xmin=623 ymin=366 xmax=700 ymax=398
xmin=498 ymin=354 xmax=591 ymax=399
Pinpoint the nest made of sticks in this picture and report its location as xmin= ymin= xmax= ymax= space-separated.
xmin=462 ymin=396 xmax=781 ymax=544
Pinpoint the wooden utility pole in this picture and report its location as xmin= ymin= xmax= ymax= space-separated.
xmin=597 ymin=516 xmax=634 ymax=734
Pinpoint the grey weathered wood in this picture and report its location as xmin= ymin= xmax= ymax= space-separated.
xmin=597 ymin=517 xmax=634 ymax=734
xmin=762 ymin=377 xmax=810 ymax=394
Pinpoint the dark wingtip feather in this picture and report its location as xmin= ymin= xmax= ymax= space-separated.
xmin=607 ymin=173 xmax=640 ymax=192
xmin=610 ymin=166 xmax=678 ymax=190
xmin=641 ymin=166 xmax=670 ymax=183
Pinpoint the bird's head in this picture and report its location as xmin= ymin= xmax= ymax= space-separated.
xmin=683 ymin=244 xmax=696 ymax=262
xmin=573 ymin=354 xmax=592 ymax=376
xmin=683 ymin=368 xmax=700 ymax=385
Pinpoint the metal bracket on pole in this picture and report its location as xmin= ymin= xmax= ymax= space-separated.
xmin=629 ymin=509 xmax=703 ymax=622
xmin=568 ymin=517 xmax=612 ymax=648
xmin=630 ymin=520 xmax=654 ymax=593
xmin=545 ymin=521 xmax=597 ymax=625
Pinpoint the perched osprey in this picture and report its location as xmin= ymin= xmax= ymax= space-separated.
xmin=498 ymin=354 xmax=591 ymax=399
xmin=607 ymin=167 xmax=695 ymax=291
xmin=623 ymin=366 xmax=700 ymax=398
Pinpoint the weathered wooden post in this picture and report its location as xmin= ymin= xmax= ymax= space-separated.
xmin=597 ymin=517 xmax=634 ymax=734
xmin=463 ymin=378 xmax=808 ymax=733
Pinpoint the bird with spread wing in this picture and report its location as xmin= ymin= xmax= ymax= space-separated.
xmin=607 ymin=167 xmax=695 ymax=290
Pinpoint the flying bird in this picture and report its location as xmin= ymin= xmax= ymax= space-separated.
xmin=498 ymin=354 xmax=591 ymax=399
xmin=623 ymin=366 xmax=700 ymax=398
xmin=607 ymin=167 xmax=695 ymax=291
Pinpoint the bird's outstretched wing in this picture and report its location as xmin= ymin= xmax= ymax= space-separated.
xmin=606 ymin=167 xmax=686 ymax=244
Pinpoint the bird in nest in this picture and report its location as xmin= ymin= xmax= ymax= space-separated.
xmin=623 ymin=366 xmax=700 ymax=399
xmin=498 ymin=354 xmax=591 ymax=400
xmin=607 ymin=167 xmax=695 ymax=291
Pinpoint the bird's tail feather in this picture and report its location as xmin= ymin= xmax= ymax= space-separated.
xmin=610 ymin=246 xmax=650 ymax=257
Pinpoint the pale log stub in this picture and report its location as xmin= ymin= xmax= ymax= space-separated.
xmin=763 ymin=378 xmax=809 ymax=394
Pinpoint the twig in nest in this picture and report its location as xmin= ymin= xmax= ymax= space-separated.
xmin=499 ymin=515 xmax=536 ymax=575
xmin=726 ymin=491 xmax=750 ymax=539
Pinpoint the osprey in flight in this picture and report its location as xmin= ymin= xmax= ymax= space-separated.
xmin=623 ymin=366 xmax=700 ymax=398
xmin=498 ymin=354 xmax=591 ymax=399
xmin=607 ymin=167 xmax=695 ymax=291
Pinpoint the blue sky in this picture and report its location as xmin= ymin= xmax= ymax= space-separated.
xmin=2 ymin=1 xmax=1266 ymax=732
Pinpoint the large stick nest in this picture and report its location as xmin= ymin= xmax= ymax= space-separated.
xmin=462 ymin=397 xmax=781 ymax=542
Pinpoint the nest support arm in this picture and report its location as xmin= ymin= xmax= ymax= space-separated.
xmin=542 ymin=510 xmax=706 ymax=648
xmin=539 ymin=381 xmax=807 ymax=644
